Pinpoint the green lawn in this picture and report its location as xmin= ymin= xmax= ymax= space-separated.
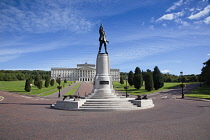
xmin=64 ymin=83 xmax=81 ymax=96
xmin=0 ymin=81 xmax=74 ymax=95
xmin=38 ymin=89 xmax=58 ymax=96
xmin=113 ymin=82 xmax=181 ymax=95
xmin=185 ymin=84 xmax=210 ymax=99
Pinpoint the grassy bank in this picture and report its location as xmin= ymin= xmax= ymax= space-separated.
xmin=185 ymin=84 xmax=210 ymax=99
xmin=0 ymin=81 xmax=74 ymax=95
xmin=113 ymin=82 xmax=181 ymax=95
xmin=63 ymin=83 xmax=81 ymax=96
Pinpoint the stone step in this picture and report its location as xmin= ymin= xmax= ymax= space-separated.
xmin=82 ymin=103 xmax=133 ymax=106
xmin=85 ymin=99 xmax=133 ymax=102
xmin=80 ymin=106 xmax=127 ymax=108
xmin=82 ymin=104 xmax=122 ymax=106
xmin=81 ymin=99 xmax=137 ymax=109
xmin=91 ymin=95 xmax=118 ymax=97
xmin=77 ymin=108 xmax=141 ymax=112
xmin=82 ymin=102 xmax=127 ymax=104
xmin=90 ymin=97 xmax=119 ymax=99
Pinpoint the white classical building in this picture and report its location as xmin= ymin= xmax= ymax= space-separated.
xmin=51 ymin=62 xmax=120 ymax=82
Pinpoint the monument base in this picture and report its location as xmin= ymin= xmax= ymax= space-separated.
xmin=51 ymin=98 xmax=154 ymax=111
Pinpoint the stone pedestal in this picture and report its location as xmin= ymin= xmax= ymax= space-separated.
xmin=91 ymin=53 xmax=117 ymax=99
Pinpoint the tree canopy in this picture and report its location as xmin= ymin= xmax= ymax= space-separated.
xmin=200 ymin=59 xmax=210 ymax=85
xmin=128 ymin=71 xmax=134 ymax=86
xmin=153 ymin=66 xmax=164 ymax=90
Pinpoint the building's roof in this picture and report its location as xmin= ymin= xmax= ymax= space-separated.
xmin=77 ymin=62 xmax=95 ymax=68
xmin=51 ymin=63 xmax=119 ymax=71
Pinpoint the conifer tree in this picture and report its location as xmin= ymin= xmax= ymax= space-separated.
xmin=145 ymin=72 xmax=154 ymax=91
xmin=133 ymin=74 xmax=142 ymax=89
xmin=128 ymin=71 xmax=134 ymax=86
xmin=50 ymin=79 xmax=55 ymax=86
xmin=120 ymin=76 xmax=124 ymax=84
xmin=37 ymin=80 xmax=42 ymax=89
xmin=200 ymin=59 xmax=210 ymax=85
xmin=134 ymin=67 xmax=141 ymax=75
xmin=34 ymin=74 xmax=41 ymax=86
xmin=153 ymin=66 xmax=164 ymax=90
xmin=45 ymin=77 xmax=50 ymax=88
xmin=24 ymin=78 xmax=32 ymax=92
xmin=134 ymin=67 xmax=143 ymax=87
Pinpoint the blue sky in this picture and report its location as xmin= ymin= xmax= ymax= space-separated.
xmin=0 ymin=0 xmax=210 ymax=75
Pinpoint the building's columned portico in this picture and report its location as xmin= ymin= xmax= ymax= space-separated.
xmin=51 ymin=62 xmax=120 ymax=82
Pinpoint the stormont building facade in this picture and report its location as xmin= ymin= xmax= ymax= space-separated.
xmin=51 ymin=62 xmax=120 ymax=82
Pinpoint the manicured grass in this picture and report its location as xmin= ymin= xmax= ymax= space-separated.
xmin=113 ymin=82 xmax=181 ymax=95
xmin=38 ymin=89 xmax=58 ymax=96
xmin=185 ymin=84 xmax=210 ymax=99
xmin=0 ymin=81 xmax=74 ymax=95
xmin=64 ymin=83 xmax=81 ymax=96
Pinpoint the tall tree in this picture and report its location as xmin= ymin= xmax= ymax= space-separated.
xmin=34 ymin=74 xmax=41 ymax=86
xmin=134 ymin=67 xmax=141 ymax=75
xmin=50 ymin=79 xmax=55 ymax=86
xmin=153 ymin=66 xmax=164 ymax=90
xmin=24 ymin=78 xmax=32 ymax=92
xmin=200 ymin=59 xmax=210 ymax=85
xmin=134 ymin=67 xmax=143 ymax=87
xmin=128 ymin=71 xmax=134 ymax=86
xmin=45 ymin=77 xmax=50 ymax=88
xmin=37 ymin=81 xmax=42 ymax=89
xmin=120 ymin=76 xmax=124 ymax=84
xmin=133 ymin=74 xmax=142 ymax=89
xmin=145 ymin=72 xmax=154 ymax=91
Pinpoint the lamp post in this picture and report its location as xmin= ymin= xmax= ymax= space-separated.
xmin=57 ymin=75 xmax=61 ymax=98
xmin=30 ymin=84 xmax=32 ymax=94
xmin=180 ymin=71 xmax=184 ymax=99
xmin=125 ymin=76 xmax=128 ymax=98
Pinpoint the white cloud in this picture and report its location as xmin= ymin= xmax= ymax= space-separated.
xmin=0 ymin=0 xmax=94 ymax=33
xmin=156 ymin=11 xmax=184 ymax=22
xmin=189 ymin=8 xmax=195 ymax=12
xmin=162 ymin=24 xmax=167 ymax=27
xmin=208 ymin=54 xmax=210 ymax=55
xmin=161 ymin=70 xmax=170 ymax=73
xmin=157 ymin=14 xmax=174 ymax=21
xmin=188 ymin=5 xmax=210 ymax=20
xmin=166 ymin=0 xmax=184 ymax=12
xmin=0 ymin=55 xmax=21 ymax=62
xmin=175 ymin=18 xmax=189 ymax=26
xmin=204 ymin=16 xmax=210 ymax=24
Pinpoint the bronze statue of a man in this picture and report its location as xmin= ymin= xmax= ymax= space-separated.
xmin=98 ymin=24 xmax=109 ymax=54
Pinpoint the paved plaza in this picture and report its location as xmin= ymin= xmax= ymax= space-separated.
xmin=0 ymin=83 xmax=210 ymax=140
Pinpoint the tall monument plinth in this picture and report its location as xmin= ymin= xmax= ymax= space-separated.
xmin=90 ymin=53 xmax=117 ymax=99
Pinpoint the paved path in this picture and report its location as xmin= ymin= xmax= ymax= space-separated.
xmin=46 ymin=83 xmax=78 ymax=99
xmin=0 ymin=83 xmax=210 ymax=140
xmin=45 ymin=82 xmax=93 ymax=99
xmin=77 ymin=82 xmax=93 ymax=97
